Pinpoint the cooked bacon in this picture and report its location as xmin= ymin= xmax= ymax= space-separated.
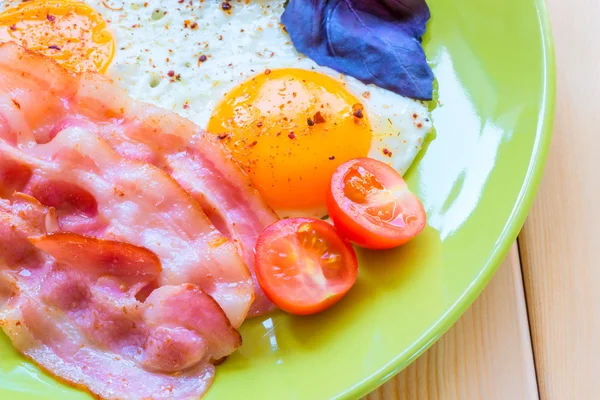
xmin=30 ymin=233 xmax=162 ymax=280
xmin=143 ymin=284 xmax=242 ymax=368
xmin=0 ymin=42 xmax=278 ymax=315
xmin=2 ymin=295 xmax=216 ymax=400
xmin=0 ymin=42 xmax=283 ymax=398
xmin=0 ymin=128 xmax=253 ymax=328
xmin=0 ymin=196 xmax=241 ymax=399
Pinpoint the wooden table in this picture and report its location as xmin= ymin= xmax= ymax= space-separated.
xmin=365 ymin=0 xmax=597 ymax=398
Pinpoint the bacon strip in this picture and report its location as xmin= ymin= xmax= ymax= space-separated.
xmin=0 ymin=128 xmax=253 ymax=328
xmin=0 ymin=42 xmax=282 ymax=398
xmin=0 ymin=196 xmax=241 ymax=400
xmin=0 ymin=42 xmax=278 ymax=315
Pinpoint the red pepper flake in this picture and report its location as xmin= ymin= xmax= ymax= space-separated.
xmin=177 ymin=0 xmax=183 ymax=3
xmin=48 ymin=45 xmax=61 ymax=51
xmin=288 ymin=132 xmax=296 ymax=139
xmin=313 ymin=111 xmax=326 ymax=124
xmin=412 ymin=113 xmax=418 ymax=119
xmin=352 ymin=103 xmax=364 ymax=119
xmin=416 ymin=122 xmax=423 ymax=129
xmin=9 ymin=24 xmax=16 ymax=31
xmin=11 ymin=98 xmax=20 ymax=110
xmin=265 ymin=68 xmax=271 ymax=75
xmin=218 ymin=35 xmax=223 ymax=40
xmin=257 ymin=121 xmax=263 ymax=128
xmin=46 ymin=14 xmax=56 ymax=22
xmin=183 ymin=103 xmax=190 ymax=109
xmin=217 ymin=133 xmax=229 ymax=140
xmin=383 ymin=148 xmax=392 ymax=157
xmin=221 ymin=2 xmax=232 ymax=11
xmin=190 ymin=22 xmax=198 ymax=30
xmin=329 ymin=156 xmax=335 ymax=160
xmin=199 ymin=54 xmax=207 ymax=62
xmin=307 ymin=118 xmax=314 ymax=126
xmin=145 ymin=2 xmax=149 ymax=6
xmin=167 ymin=70 xmax=175 ymax=77
xmin=247 ymin=140 xmax=258 ymax=148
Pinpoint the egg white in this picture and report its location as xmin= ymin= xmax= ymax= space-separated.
xmin=85 ymin=0 xmax=431 ymax=168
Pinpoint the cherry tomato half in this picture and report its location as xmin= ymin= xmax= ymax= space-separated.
xmin=327 ymin=158 xmax=426 ymax=250
xmin=254 ymin=218 xmax=358 ymax=315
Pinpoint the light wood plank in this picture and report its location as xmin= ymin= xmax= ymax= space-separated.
xmin=519 ymin=1 xmax=600 ymax=399
xmin=364 ymin=245 xmax=538 ymax=400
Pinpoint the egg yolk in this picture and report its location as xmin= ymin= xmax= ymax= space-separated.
xmin=0 ymin=0 xmax=114 ymax=73
xmin=208 ymin=68 xmax=372 ymax=211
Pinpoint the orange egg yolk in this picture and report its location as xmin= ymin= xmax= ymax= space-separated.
xmin=0 ymin=0 xmax=114 ymax=73
xmin=208 ymin=68 xmax=372 ymax=211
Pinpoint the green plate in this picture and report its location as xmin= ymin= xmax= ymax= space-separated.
xmin=0 ymin=0 xmax=554 ymax=398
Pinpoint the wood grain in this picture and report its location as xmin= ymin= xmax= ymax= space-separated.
xmin=364 ymin=245 xmax=539 ymax=400
xmin=518 ymin=1 xmax=600 ymax=399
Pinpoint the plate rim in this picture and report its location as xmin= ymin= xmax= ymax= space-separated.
xmin=340 ymin=1 xmax=556 ymax=398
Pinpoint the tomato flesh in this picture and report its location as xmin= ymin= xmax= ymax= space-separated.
xmin=254 ymin=218 xmax=358 ymax=315
xmin=327 ymin=158 xmax=426 ymax=249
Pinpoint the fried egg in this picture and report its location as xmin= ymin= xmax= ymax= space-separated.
xmin=0 ymin=0 xmax=432 ymax=219
xmin=0 ymin=0 xmax=114 ymax=73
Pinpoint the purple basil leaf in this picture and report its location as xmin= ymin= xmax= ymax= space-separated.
xmin=281 ymin=0 xmax=433 ymax=100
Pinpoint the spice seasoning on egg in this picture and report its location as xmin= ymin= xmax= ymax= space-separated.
xmin=221 ymin=2 xmax=232 ymax=11
xmin=352 ymin=103 xmax=364 ymax=119
xmin=313 ymin=111 xmax=326 ymax=124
